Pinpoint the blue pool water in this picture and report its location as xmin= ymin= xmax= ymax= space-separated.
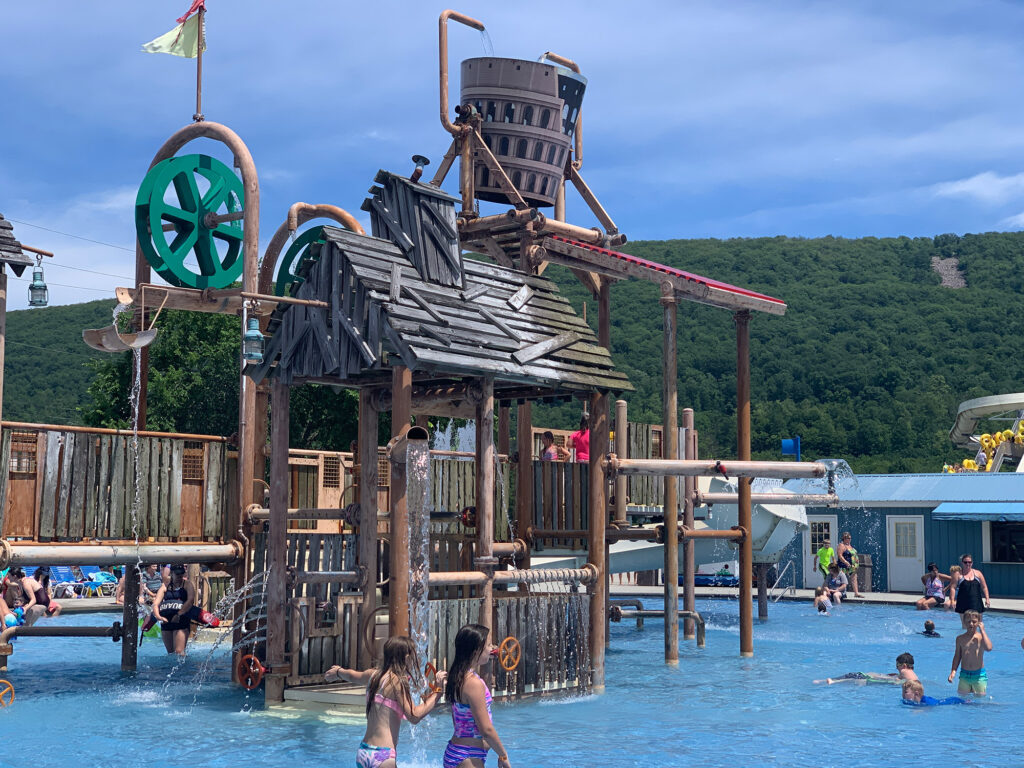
xmin=1 ymin=599 xmax=1022 ymax=768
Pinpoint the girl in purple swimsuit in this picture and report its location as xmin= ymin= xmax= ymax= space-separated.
xmin=326 ymin=636 xmax=445 ymax=768
xmin=443 ymin=624 xmax=512 ymax=768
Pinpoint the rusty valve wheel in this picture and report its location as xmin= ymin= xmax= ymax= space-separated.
xmin=237 ymin=654 xmax=266 ymax=690
xmin=0 ymin=679 xmax=13 ymax=707
xmin=497 ymin=636 xmax=521 ymax=671
xmin=423 ymin=662 xmax=443 ymax=694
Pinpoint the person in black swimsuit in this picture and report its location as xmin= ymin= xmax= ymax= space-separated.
xmin=954 ymin=554 xmax=990 ymax=627
xmin=152 ymin=565 xmax=197 ymax=655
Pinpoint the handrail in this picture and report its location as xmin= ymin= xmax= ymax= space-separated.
xmin=769 ymin=559 xmax=797 ymax=603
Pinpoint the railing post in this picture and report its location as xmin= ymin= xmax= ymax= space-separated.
xmin=661 ymin=285 xmax=679 ymax=665
xmin=735 ymin=310 xmax=753 ymax=657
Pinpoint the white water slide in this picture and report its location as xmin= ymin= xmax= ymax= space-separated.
xmin=949 ymin=393 xmax=1024 ymax=472
xmin=533 ymin=477 xmax=811 ymax=574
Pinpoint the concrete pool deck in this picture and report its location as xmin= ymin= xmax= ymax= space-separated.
xmin=610 ymin=584 xmax=1024 ymax=614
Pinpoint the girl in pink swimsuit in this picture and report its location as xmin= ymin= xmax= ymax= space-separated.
xmin=443 ymin=624 xmax=512 ymax=768
xmin=326 ymin=636 xmax=446 ymax=768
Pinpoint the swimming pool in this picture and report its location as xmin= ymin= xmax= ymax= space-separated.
xmin=1 ymin=599 xmax=1021 ymax=768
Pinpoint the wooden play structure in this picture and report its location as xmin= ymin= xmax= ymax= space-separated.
xmin=0 ymin=9 xmax=841 ymax=699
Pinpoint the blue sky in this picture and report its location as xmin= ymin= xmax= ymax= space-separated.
xmin=2 ymin=1 xmax=1024 ymax=309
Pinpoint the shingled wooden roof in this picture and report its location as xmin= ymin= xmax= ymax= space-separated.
xmin=0 ymin=214 xmax=34 ymax=276
xmin=249 ymin=226 xmax=632 ymax=400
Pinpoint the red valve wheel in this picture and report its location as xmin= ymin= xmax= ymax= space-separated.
xmin=237 ymin=653 xmax=266 ymax=690
xmin=424 ymin=662 xmax=443 ymax=694
xmin=460 ymin=507 xmax=477 ymax=528
xmin=497 ymin=636 xmax=521 ymax=671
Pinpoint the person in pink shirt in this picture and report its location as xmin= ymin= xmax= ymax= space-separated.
xmin=569 ymin=416 xmax=590 ymax=462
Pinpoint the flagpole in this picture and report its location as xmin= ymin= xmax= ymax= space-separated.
xmin=194 ymin=5 xmax=205 ymax=121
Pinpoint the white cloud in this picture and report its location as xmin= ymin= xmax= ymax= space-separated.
xmin=933 ymin=171 xmax=1024 ymax=205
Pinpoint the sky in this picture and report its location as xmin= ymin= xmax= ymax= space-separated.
xmin=2 ymin=1 xmax=1024 ymax=310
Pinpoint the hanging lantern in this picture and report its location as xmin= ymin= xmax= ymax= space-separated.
xmin=242 ymin=306 xmax=264 ymax=364
xmin=28 ymin=257 xmax=48 ymax=307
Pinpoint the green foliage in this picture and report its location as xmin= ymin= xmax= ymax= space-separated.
xmin=4 ymin=299 xmax=115 ymax=425
xmin=536 ymin=231 xmax=1024 ymax=473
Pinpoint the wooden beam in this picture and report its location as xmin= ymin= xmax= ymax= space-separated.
xmin=507 ymin=285 xmax=534 ymax=311
xmin=512 ymin=331 xmax=581 ymax=365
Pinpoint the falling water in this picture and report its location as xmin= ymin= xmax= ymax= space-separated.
xmin=405 ymin=437 xmax=433 ymax=763
xmin=479 ymin=29 xmax=494 ymax=57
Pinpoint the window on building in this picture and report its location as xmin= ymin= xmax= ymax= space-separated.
xmin=991 ymin=522 xmax=1024 ymax=563
xmin=894 ymin=522 xmax=917 ymax=557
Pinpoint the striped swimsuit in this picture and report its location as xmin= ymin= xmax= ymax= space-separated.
xmin=443 ymin=672 xmax=492 ymax=768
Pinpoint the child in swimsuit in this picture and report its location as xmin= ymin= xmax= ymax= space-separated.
xmin=949 ymin=609 xmax=992 ymax=696
xmin=813 ymin=586 xmax=831 ymax=614
xmin=902 ymin=679 xmax=967 ymax=706
xmin=444 ymin=623 xmax=512 ymax=768
xmin=325 ymin=635 xmax=445 ymax=768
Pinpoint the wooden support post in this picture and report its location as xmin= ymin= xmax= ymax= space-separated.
xmin=459 ymin=134 xmax=475 ymax=217
xmin=0 ymin=268 xmax=6 ymax=430
xmin=515 ymin=401 xmax=533 ymax=588
xmin=120 ymin=563 xmax=139 ymax=671
xmin=265 ymin=378 xmax=290 ymax=702
xmin=358 ymin=390 xmax=379 ymax=667
xmin=757 ymin=562 xmax=769 ymax=619
xmin=474 ymin=377 xmax=496 ymax=634
xmin=589 ymin=277 xmax=610 ymax=691
xmin=389 ymin=366 xmax=412 ymax=639
xmin=682 ymin=408 xmax=696 ymax=639
xmin=613 ymin=400 xmax=627 ymax=527
xmin=735 ymin=311 xmax=754 ymax=657
xmin=661 ymin=285 xmax=679 ymax=665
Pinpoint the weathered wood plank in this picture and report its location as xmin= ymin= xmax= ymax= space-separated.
xmin=67 ymin=431 xmax=89 ymax=540
xmin=56 ymin=432 xmax=75 ymax=539
xmin=0 ymin=430 xmax=11 ymax=535
xmin=204 ymin=443 xmax=223 ymax=538
xmin=169 ymin=440 xmax=183 ymax=539
xmin=109 ymin=437 xmax=125 ymax=539
xmin=507 ymin=284 xmax=534 ymax=311
xmin=512 ymin=332 xmax=582 ymax=365
xmin=83 ymin=435 xmax=99 ymax=538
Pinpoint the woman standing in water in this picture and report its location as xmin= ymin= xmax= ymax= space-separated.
xmin=954 ymin=554 xmax=990 ymax=625
xmin=836 ymin=532 xmax=863 ymax=598
xmin=443 ymin=624 xmax=512 ymax=768
xmin=326 ymin=636 xmax=445 ymax=768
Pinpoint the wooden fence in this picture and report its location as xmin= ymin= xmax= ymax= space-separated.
xmin=0 ymin=425 xmax=234 ymax=541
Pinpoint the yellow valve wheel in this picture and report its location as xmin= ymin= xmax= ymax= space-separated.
xmin=0 ymin=679 xmax=14 ymax=707
xmin=497 ymin=636 xmax=521 ymax=671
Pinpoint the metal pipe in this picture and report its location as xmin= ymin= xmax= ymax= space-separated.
xmin=533 ymin=214 xmax=607 ymax=245
xmin=735 ymin=310 xmax=753 ymax=657
xmin=248 ymin=506 xmax=356 ymax=521
xmin=257 ymin=203 xmax=364 ymax=295
xmin=492 ymin=539 xmax=527 ymax=558
xmin=697 ymin=491 xmax=839 ymax=506
xmin=239 ymin=291 xmax=328 ymax=309
xmin=293 ymin=570 xmax=363 ymax=586
xmin=567 ymin=166 xmax=618 ymax=234
xmin=428 ymin=571 xmax=490 ymax=586
xmin=682 ymin=408 xmax=696 ymax=639
xmin=614 ymin=400 xmax=628 ymax=526
xmin=1 ymin=421 xmax=227 ymax=442
xmin=611 ymin=609 xmax=706 ymax=649
xmin=456 ymin=207 xmax=539 ymax=236
xmin=680 ymin=526 xmax=746 ymax=541
xmin=1 ymin=622 xmax=125 ymax=670
xmin=2 ymin=542 xmax=242 ymax=569
xmin=538 ymin=52 xmax=584 ymax=169
xmin=605 ymin=457 xmax=826 ymax=480
xmin=439 ymin=10 xmax=486 ymax=136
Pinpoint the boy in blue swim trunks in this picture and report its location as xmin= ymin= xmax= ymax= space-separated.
xmin=902 ymin=680 xmax=967 ymax=706
xmin=949 ymin=610 xmax=991 ymax=695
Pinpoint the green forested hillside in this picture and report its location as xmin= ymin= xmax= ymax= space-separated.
xmin=535 ymin=231 xmax=1024 ymax=472
xmin=3 ymin=299 xmax=115 ymax=424
xmin=6 ymin=231 xmax=1022 ymax=473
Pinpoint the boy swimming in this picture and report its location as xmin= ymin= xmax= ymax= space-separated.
xmin=902 ymin=679 xmax=967 ymax=706
xmin=919 ymin=620 xmax=940 ymax=638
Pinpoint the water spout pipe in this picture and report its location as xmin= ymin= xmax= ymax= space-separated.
xmin=2 ymin=542 xmax=243 ymax=569
xmin=492 ymin=539 xmax=527 ymax=558
xmin=439 ymin=10 xmax=486 ymax=136
xmin=604 ymin=456 xmax=827 ymax=480
xmin=493 ymin=564 xmax=598 ymax=585
xmin=386 ymin=425 xmax=430 ymax=464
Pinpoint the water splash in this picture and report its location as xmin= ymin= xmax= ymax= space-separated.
xmin=479 ymin=29 xmax=494 ymax=57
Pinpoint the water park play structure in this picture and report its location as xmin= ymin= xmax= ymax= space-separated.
xmin=0 ymin=10 xmax=843 ymax=704
xmin=949 ymin=393 xmax=1024 ymax=472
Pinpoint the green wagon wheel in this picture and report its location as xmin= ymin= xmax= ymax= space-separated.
xmin=274 ymin=226 xmax=326 ymax=296
xmin=135 ymin=154 xmax=245 ymax=289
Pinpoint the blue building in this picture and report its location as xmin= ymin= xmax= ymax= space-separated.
xmin=779 ymin=472 xmax=1024 ymax=596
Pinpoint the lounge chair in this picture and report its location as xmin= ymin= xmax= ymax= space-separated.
xmin=48 ymin=566 xmax=80 ymax=599
xmin=78 ymin=566 xmax=118 ymax=598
